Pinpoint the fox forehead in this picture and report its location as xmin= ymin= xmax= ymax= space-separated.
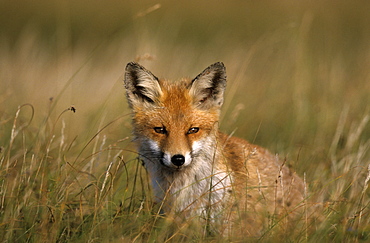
xmin=125 ymin=62 xmax=226 ymax=135
xmin=157 ymin=78 xmax=193 ymax=111
xmin=132 ymin=83 xmax=218 ymax=135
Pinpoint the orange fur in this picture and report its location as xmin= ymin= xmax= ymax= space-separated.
xmin=124 ymin=62 xmax=305 ymax=236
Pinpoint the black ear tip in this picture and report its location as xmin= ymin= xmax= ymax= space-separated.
xmin=208 ymin=62 xmax=226 ymax=75
xmin=214 ymin=62 xmax=225 ymax=67
xmin=125 ymin=62 xmax=143 ymax=71
xmin=211 ymin=62 xmax=225 ymax=70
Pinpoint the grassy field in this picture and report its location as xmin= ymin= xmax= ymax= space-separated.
xmin=1 ymin=0 xmax=370 ymax=242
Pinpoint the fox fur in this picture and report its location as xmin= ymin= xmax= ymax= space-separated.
xmin=124 ymin=62 xmax=305 ymax=235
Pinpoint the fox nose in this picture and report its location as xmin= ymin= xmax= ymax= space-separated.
xmin=171 ymin=154 xmax=185 ymax=166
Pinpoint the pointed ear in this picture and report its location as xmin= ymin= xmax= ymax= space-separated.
xmin=189 ymin=62 xmax=226 ymax=110
xmin=124 ymin=62 xmax=163 ymax=108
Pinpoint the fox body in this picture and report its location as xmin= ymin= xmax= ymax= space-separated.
xmin=124 ymin=62 xmax=305 ymax=233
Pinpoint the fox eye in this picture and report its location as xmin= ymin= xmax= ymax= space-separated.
xmin=187 ymin=127 xmax=199 ymax=134
xmin=154 ymin=127 xmax=167 ymax=134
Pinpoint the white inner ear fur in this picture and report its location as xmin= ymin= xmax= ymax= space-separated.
xmin=135 ymin=71 xmax=163 ymax=103
xmin=189 ymin=72 xmax=216 ymax=102
xmin=188 ymin=63 xmax=226 ymax=108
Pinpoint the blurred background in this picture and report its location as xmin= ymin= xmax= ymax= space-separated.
xmin=1 ymin=0 xmax=370 ymax=173
xmin=1 ymin=1 xmax=370 ymax=241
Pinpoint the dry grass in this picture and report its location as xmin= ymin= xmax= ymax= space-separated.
xmin=1 ymin=0 xmax=369 ymax=242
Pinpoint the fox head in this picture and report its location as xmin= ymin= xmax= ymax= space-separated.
xmin=124 ymin=62 xmax=226 ymax=170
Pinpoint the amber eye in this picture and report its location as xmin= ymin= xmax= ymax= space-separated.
xmin=154 ymin=127 xmax=167 ymax=134
xmin=187 ymin=127 xmax=199 ymax=134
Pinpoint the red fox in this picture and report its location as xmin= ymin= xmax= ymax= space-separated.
xmin=124 ymin=62 xmax=305 ymax=235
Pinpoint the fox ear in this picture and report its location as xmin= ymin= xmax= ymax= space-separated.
xmin=189 ymin=62 xmax=226 ymax=109
xmin=124 ymin=62 xmax=162 ymax=108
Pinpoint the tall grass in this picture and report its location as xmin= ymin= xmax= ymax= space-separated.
xmin=1 ymin=0 xmax=369 ymax=242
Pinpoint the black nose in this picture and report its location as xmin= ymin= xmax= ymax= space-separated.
xmin=171 ymin=154 xmax=185 ymax=166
